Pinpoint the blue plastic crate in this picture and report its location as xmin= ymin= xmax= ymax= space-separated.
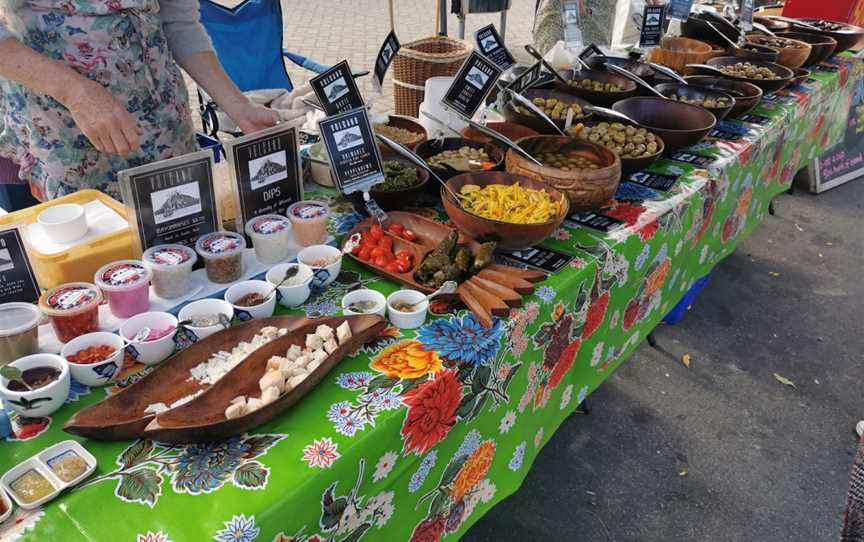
xmin=663 ymin=272 xmax=711 ymax=325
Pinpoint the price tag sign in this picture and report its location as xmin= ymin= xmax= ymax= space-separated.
xmin=564 ymin=211 xmax=624 ymax=232
xmin=738 ymin=113 xmax=771 ymax=125
xmin=475 ymin=24 xmax=515 ymax=70
xmin=223 ymin=124 xmax=303 ymax=236
xmin=561 ymin=0 xmax=584 ymax=50
xmin=668 ymin=0 xmax=695 ymax=21
xmin=373 ymin=31 xmax=400 ymax=90
xmin=707 ymin=128 xmax=743 ymax=141
xmin=578 ymin=44 xmax=604 ymax=62
xmin=318 ymin=108 xmax=385 ymax=195
xmin=639 ymin=5 xmax=667 ymax=48
xmin=441 ymin=51 xmax=502 ymax=120
xmin=740 ymin=0 xmax=754 ymax=32
xmin=669 ymin=151 xmax=715 ymax=167
xmin=310 ymin=60 xmax=365 ymax=116
xmin=505 ymin=61 xmax=543 ymax=94
xmin=119 ymin=150 xmax=220 ymax=260
xmin=499 ymin=247 xmax=574 ymax=274
xmin=0 ymin=226 xmax=40 ymax=304
xmin=627 ymin=170 xmax=679 ymax=191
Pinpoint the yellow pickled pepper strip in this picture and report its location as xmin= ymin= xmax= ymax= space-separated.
xmin=457 ymin=182 xmax=560 ymax=223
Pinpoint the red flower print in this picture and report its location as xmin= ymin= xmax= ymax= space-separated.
xmin=582 ymin=292 xmax=610 ymax=339
xmin=622 ymin=299 xmax=640 ymax=331
xmin=410 ymin=515 xmax=447 ymax=542
xmin=549 ymin=340 xmax=581 ymax=389
xmin=542 ymin=315 xmax=573 ymax=370
xmin=400 ymin=370 xmax=462 ymax=455
xmin=721 ymin=216 xmax=737 ymax=242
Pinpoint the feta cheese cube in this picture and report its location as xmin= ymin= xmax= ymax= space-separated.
xmin=311 ymin=349 xmax=328 ymax=365
xmin=323 ymin=338 xmax=338 ymax=355
xmin=261 ymin=385 xmax=280 ymax=405
xmin=259 ymin=370 xmax=284 ymax=393
xmin=288 ymin=374 xmax=306 ymax=388
xmin=230 ymin=395 xmax=247 ymax=405
xmin=336 ymin=321 xmax=352 ymax=344
xmin=285 ymin=344 xmax=303 ymax=361
xmin=225 ymin=402 xmax=247 ymax=419
xmin=306 ymin=333 xmax=324 ymax=351
xmin=316 ymin=324 xmax=334 ymax=342
xmin=246 ymin=397 xmax=264 ymax=412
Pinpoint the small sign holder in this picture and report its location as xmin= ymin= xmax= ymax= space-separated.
xmin=503 ymin=60 xmax=543 ymax=95
xmin=0 ymin=225 xmax=40 ymax=304
xmin=118 ymin=150 xmax=220 ymax=260
xmin=639 ymin=4 xmax=667 ymax=48
xmin=561 ymin=0 xmax=584 ymax=51
xmin=373 ymin=31 xmax=400 ymax=92
xmin=668 ymin=0 xmax=695 ymax=21
xmin=475 ymin=24 xmax=516 ymax=70
xmin=310 ymin=60 xmax=365 ymax=116
xmin=739 ymin=0 xmax=754 ymax=32
xmin=318 ymin=108 xmax=386 ymax=196
xmin=441 ymin=51 xmax=503 ymax=121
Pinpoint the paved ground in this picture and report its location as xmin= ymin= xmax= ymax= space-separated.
xmin=464 ymin=179 xmax=864 ymax=541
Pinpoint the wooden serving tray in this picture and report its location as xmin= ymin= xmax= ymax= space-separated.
xmin=143 ymin=315 xmax=385 ymax=444
xmin=63 ymin=316 xmax=310 ymax=441
xmin=343 ymin=212 xmax=546 ymax=327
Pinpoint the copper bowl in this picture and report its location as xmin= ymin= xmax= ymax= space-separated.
xmin=442 ymin=171 xmax=569 ymax=250
xmin=791 ymin=19 xmax=864 ymax=54
xmin=745 ymin=35 xmax=812 ymax=69
xmin=554 ymin=68 xmax=638 ymax=107
xmin=683 ymin=76 xmax=763 ymax=118
xmin=654 ymin=82 xmax=735 ymax=121
xmin=460 ymin=121 xmax=539 ymax=145
xmin=775 ymin=31 xmax=838 ymax=67
xmin=415 ymin=137 xmax=505 ymax=182
xmin=701 ymin=57 xmax=794 ymax=94
xmin=501 ymin=88 xmax=594 ymax=134
xmin=612 ymin=97 xmax=716 ymax=152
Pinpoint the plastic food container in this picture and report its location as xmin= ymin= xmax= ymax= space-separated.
xmin=142 ymin=244 xmax=197 ymax=299
xmin=0 ymin=303 xmax=42 ymax=367
xmin=37 ymin=203 xmax=88 ymax=244
xmin=287 ymin=201 xmax=330 ymax=247
xmin=245 ymin=214 xmax=293 ymax=264
xmin=195 ymin=231 xmax=246 ymax=284
xmin=94 ymin=260 xmax=151 ymax=318
xmin=38 ymin=283 xmax=102 ymax=344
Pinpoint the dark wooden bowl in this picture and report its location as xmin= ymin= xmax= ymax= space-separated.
xmin=791 ymin=19 xmax=864 ymax=54
xmin=683 ymin=76 xmax=763 ymax=117
xmin=501 ymin=88 xmax=594 ymax=134
xmin=654 ymin=82 xmax=735 ymax=121
xmin=681 ymin=15 xmax=741 ymax=47
xmin=567 ymin=120 xmax=665 ymax=176
xmin=755 ymin=15 xmax=791 ymax=32
xmin=745 ymin=35 xmax=812 ymax=69
xmin=776 ymin=32 xmax=838 ymax=67
xmin=505 ymin=136 xmax=621 ymax=212
xmin=461 ymin=121 xmax=539 ymax=145
xmin=442 ymin=171 xmax=569 ymax=250
xmin=554 ymin=69 xmax=638 ymax=107
xmin=368 ymin=158 xmax=431 ymax=211
xmin=612 ymin=97 xmax=716 ymax=152
xmin=791 ymin=68 xmax=811 ymax=87
xmin=142 ymin=316 xmax=386 ymax=443
xmin=585 ymin=55 xmax=659 ymax=84
xmin=731 ymin=42 xmax=780 ymax=63
xmin=374 ymin=115 xmax=427 ymax=151
xmin=702 ymin=57 xmax=794 ymax=94
xmin=414 ymin=137 xmax=505 ymax=181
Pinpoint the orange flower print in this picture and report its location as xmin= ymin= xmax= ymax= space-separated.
xmin=450 ymin=440 xmax=496 ymax=501
xmin=371 ymin=340 xmax=443 ymax=379
xmin=644 ymin=259 xmax=671 ymax=297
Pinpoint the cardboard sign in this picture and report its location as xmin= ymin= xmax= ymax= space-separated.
xmin=442 ymin=51 xmax=502 ymax=120
xmin=561 ymin=0 xmax=584 ymax=50
xmin=500 ymin=247 xmax=573 ymax=274
xmin=224 ymin=124 xmax=303 ymax=237
xmin=310 ymin=60 xmax=365 ymax=116
xmin=564 ymin=211 xmax=624 ymax=232
xmin=505 ymin=61 xmax=544 ymax=94
xmin=119 ymin=150 xmax=220 ymax=259
xmin=373 ymin=31 xmax=400 ymax=90
xmin=639 ymin=5 xmax=667 ymax=48
xmin=0 ymin=226 xmax=40 ymax=303
xmin=318 ymin=108 xmax=385 ymax=195
xmin=627 ymin=171 xmax=680 ymax=191
xmin=475 ymin=24 xmax=515 ymax=70
xmin=668 ymin=0 xmax=695 ymax=20
xmin=740 ymin=0 xmax=754 ymax=31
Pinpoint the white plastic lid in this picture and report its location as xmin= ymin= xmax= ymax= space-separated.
xmin=142 ymin=244 xmax=197 ymax=270
xmin=195 ymin=231 xmax=246 ymax=259
xmin=245 ymin=214 xmax=292 ymax=238
xmin=39 ymin=282 xmax=102 ymax=316
xmin=0 ymin=302 xmax=42 ymax=338
xmin=94 ymin=260 xmax=152 ymax=292
xmin=287 ymin=201 xmax=330 ymax=222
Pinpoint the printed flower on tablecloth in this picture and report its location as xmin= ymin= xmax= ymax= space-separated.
xmin=635 ymin=244 xmax=651 ymax=270
xmin=455 ymin=429 xmax=482 ymax=459
xmin=450 ymin=440 xmax=496 ymax=501
xmin=534 ymin=427 xmax=545 ymax=448
xmin=508 ymin=442 xmax=526 ymax=471
xmin=560 ymin=384 xmax=573 ymax=410
xmin=335 ymin=372 xmax=374 ymax=390
xmin=137 ymin=532 xmax=172 ymax=542
xmin=548 ymin=339 xmax=581 ymax=390
xmin=498 ymin=410 xmax=516 ymax=434
xmin=416 ymin=313 xmax=502 ymax=366
xmin=0 ymin=508 xmax=44 ymax=542
xmin=373 ymin=451 xmax=398 ymax=482
xmin=65 ymin=378 xmax=91 ymax=403
xmin=366 ymin=491 xmax=395 ymax=527
xmin=365 ymin=388 xmax=402 ymax=410
xmin=409 ymin=515 xmax=447 ymax=542
xmin=173 ymin=440 xmax=250 ymax=494
xmin=535 ymin=285 xmax=556 ymax=303
xmin=609 ymin=310 xmax=621 ymax=329
xmin=371 ymin=340 xmax=442 ymax=379
xmin=474 ymin=478 xmax=497 ymax=503
xmin=551 ymin=227 xmax=571 ymax=240
xmin=302 ymin=437 xmax=340 ymax=469
xmin=328 ymin=404 xmax=366 ymax=437
xmin=401 ymin=370 xmax=462 ymax=455
xmin=313 ymin=459 xmax=397 ymax=540
xmin=330 ymin=211 xmax=365 ymax=235
xmin=577 ymin=385 xmax=589 ymax=406
xmin=409 ymin=450 xmax=438 ymax=493
xmin=213 ymin=514 xmax=259 ymax=542
xmin=590 ymin=342 xmax=605 ymax=368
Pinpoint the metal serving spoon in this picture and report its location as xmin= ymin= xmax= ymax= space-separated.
xmin=604 ymin=63 xmax=666 ymax=98
xmin=507 ymin=89 xmax=567 ymax=136
xmin=404 ymin=280 xmax=458 ymax=310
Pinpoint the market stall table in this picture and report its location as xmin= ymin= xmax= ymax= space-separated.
xmin=0 ymin=55 xmax=860 ymax=542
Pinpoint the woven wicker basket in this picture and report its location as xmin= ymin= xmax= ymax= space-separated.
xmin=392 ymin=36 xmax=472 ymax=117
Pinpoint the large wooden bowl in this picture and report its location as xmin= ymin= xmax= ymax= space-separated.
xmin=414 ymin=137 xmax=505 ymax=182
xmin=501 ymin=88 xmax=593 ymax=134
xmin=791 ymin=19 xmax=864 ymax=54
xmin=648 ymin=37 xmax=716 ymax=74
xmin=505 ymin=136 xmax=621 ymax=212
xmin=612 ymin=97 xmax=716 ymax=152
xmin=775 ymin=31 xmax=838 ymax=67
xmin=553 ymin=68 xmax=638 ymax=107
xmin=460 ymin=121 xmax=539 ymax=145
xmin=654 ymin=82 xmax=735 ymax=121
xmin=683 ymin=76 xmax=763 ymax=118
xmin=701 ymin=57 xmax=794 ymax=94
xmin=585 ymin=55 xmax=659 ymax=84
xmin=745 ymin=35 xmax=812 ymax=69
xmin=441 ymin=172 xmax=569 ymax=250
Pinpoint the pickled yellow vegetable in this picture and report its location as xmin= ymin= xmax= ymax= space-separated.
xmin=458 ymin=183 xmax=562 ymax=224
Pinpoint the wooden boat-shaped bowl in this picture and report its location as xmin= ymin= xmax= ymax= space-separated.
xmin=501 ymin=88 xmax=593 ymax=134
xmin=63 ymin=316 xmax=308 ymax=440
xmin=143 ymin=315 xmax=386 ymax=444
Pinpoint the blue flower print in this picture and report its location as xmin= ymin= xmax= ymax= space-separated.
xmin=416 ymin=313 xmax=502 ymax=366
xmin=66 ymin=378 xmax=91 ymax=403
xmin=214 ymin=513 xmax=260 ymax=542
xmin=509 ymin=442 xmax=526 ymax=472
xmin=615 ymin=181 xmax=662 ymax=202
xmin=455 ymin=429 xmax=482 ymax=459
xmin=335 ymin=372 xmax=374 ymax=390
xmin=331 ymin=212 xmax=365 ymax=235
xmin=408 ymin=450 xmax=438 ymax=493
xmin=535 ymin=286 xmax=556 ymax=304
xmin=365 ymin=388 xmax=402 ymax=411
xmin=173 ymin=438 xmax=249 ymax=494
xmin=327 ymin=401 xmax=366 ymax=436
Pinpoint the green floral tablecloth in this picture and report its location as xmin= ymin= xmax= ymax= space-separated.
xmin=1 ymin=56 xmax=860 ymax=542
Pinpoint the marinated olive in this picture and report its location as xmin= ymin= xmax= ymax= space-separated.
xmin=717 ymin=62 xmax=780 ymax=80
xmin=515 ymin=97 xmax=586 ymax=121
xmin=533 ymin=151 xmax=601 ymax=170
xmin=566 ymin=122 xmax=660 ymax=158
xmin=569 ymin=78 xmax=624 ymax=92
xmin=666 ymin=94 xmax=731 ymax=108
xmin=427 ymin=147 xmax=491 ymax=171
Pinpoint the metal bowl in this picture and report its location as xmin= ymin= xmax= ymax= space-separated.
xmin=612 ymin=97 xmax=716 ymax=152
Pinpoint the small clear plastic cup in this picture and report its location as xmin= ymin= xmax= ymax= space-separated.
xmin=195 ymin=231 xmax=246 ymax=284
xmin=38 ymin=283 xmax=102 ymax=344
xmin=0 ymin=303 xmax=42 ymax=366
xmin=287 ymin=201 xmax=330 ymax=247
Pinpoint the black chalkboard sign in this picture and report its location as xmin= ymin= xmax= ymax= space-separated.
xmin=505 ymin=61 xmax=543 ymax=94
xmin=318 ymin=108 xmax=385 ymax=195
xmin=373 ymin=31 xmax=400 ymax=89
xmin=310 ymin=60 xmax=365 ymax=116
xmin=669 ymin=151 xmax=715 ymax=167
xmin=500 ymin=246 xmax=573 ymax=274
xmin=442 ymin=51 xmax=502 ymax=120
xmin=565 ymin=211 xmax=623 ymax=232
xmin=475 ymin=24 xmax=515 ymax=70
xmin=639 ymin=5 xmax=667 ymax=48
xmin=668 ymin=0 xmax=694 ymax=21
xmin=119 ymin=150 xmax=219 ymax=260
xmin=628 ymin=170 xmax=679 ymax=191
xmin=0 ymin=226 xmax=40 ymax=304
xmin=224 ymin=124 xmax=303 ymax=236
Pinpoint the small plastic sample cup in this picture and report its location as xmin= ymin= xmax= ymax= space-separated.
xmin=38 ymin=283 xmax=102 ymax=344
xmin=287 ymin=201 xmax=330 ymax=247
xmin=0 ymin=303 xmax=42 ymax=366
xmin=245 ymin=214 xmax=293 ymax=264
xmin=142 ymin=244 xmax=197 ymax=299
xmin=195 ymin=231 xmax=246 ymax=284
xmin=94 ymin=260 xmax=152 ymax=318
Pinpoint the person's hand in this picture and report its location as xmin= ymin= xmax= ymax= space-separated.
xmin=63 ymin=78 xmax=140 ymax=156
xmin=228 ymin=101 xmax=280 ymax=134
